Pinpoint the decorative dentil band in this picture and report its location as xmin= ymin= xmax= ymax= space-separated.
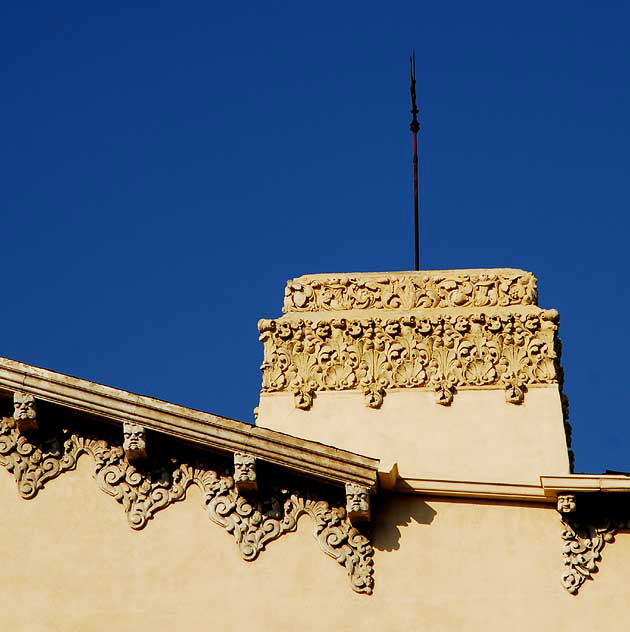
xmin=283 ymin=271 xmax=537 ymax=313
xmin=0 ymin=415 xmax=374 ymax=595
xmin=259 ymin=310 xmax=559 ymax=409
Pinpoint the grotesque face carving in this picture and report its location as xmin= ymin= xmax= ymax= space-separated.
xmin=123 ymin=423 xmax=146 ymax=460
xmin=557 ymin=494 xmax=577 ymax=514
xmin=14 ymin=392 xmax=36 ymax=421
xmin=345 ymin=483 xmax=370 ymax=523
xmin=13 ymin=391 xmax=37 ymax=433
xmin=233 ymin=452 xmax=257 ymax=492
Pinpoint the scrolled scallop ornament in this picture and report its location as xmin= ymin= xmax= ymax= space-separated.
xmin=259 ymin=310 xmax=560 ymax=409
xmin=0 ymin=413 xmax=374 ymax=594
xmin=283 ymin=271 xmax=538 ymax=312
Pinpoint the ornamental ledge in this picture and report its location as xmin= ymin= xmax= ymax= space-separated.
xmin=283 ymin=268 xmax=537 ymax=313
xmin=259 ymin=309 xmax=560 ymax=410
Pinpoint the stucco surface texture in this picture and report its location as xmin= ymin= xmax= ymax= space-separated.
xmin=1 ymin=458 xmax=627 ymax=632
xmin=258 ymin=386 xmax=570 ymax=484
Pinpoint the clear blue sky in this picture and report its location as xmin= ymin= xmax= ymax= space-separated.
xmin=1 ymin=2 xmax=628 ymax=473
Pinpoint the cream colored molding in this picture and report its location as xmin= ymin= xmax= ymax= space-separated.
xmin=0 ymin=357 xmax=379 ymax=491
xmin=0 ymin=414 xmax=374 ymax=595
xmin=283 ymin=269 xmax=537 ymax=313
xmin=122 ymin=422 xmax=147 ymax=462
xmin=259 ymin=310 xmax=559 ymax=410
xmin=541 ymin=475 xmax=630 ymax=494
xmin=391 ymin=475 xmax=549 ymax=502
xmin=233 ymin=451 xmax=257 ymax=493
xmin=13 ymin=391 xmax=37 ymax=433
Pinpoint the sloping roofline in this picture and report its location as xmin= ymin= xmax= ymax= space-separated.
xmin=0 ymin=356 xmax=379 ymax=491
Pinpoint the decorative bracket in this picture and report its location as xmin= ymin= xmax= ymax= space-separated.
xmin=558 ymin=493 xmax=628 ymax=594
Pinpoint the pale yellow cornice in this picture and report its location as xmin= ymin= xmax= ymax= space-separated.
xmin=0 ymin=356 xmax=379 ymax=490
xmin=541 ymin=474 xmax=630 ymax=495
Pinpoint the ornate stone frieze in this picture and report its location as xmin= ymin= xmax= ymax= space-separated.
xmin=283 ymin=270 xmax=537 ymax=313
xmin=559 ymin=495 xmax=629 ymax=595
xmin=259 ymin=310 xmax=559 ymax=409
xmin=0 ymin=413 xmax=374 ymax=594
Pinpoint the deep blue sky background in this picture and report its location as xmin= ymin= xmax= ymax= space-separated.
xmin=1 ymin=2 xmax=628 ymax=473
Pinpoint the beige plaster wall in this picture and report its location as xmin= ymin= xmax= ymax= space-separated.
xmin=257 ymin=386 xmax=570 ymax=484
xmin=1 ymin=458 xmax=627 ymax=632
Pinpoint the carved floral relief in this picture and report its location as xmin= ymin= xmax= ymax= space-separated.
xmin=0 ymin=414 xmax=374 ymax=594
xmin=283 ymin=272 xmax=537 ymax=313
xmin=259 ymin=311 xmax=559 ymax=409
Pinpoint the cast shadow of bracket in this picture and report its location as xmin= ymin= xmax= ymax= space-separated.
xmin=373 ymin=495 xmax=437 ymax=552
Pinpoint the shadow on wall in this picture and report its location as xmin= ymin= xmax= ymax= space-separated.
xmin=373 ymin=495 xmax=437 ymax=552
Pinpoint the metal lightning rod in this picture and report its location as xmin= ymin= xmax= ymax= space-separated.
xmin=409 ymin=51 xmax=420 ymax=271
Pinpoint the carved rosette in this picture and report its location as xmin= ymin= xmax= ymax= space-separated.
xmin=259 ymin=310 xmax=559 ymax=409
xmin=283 ymin=271 xmax=537 ymax=313
xmin=0 ymin=414 xmax=374 ymax=594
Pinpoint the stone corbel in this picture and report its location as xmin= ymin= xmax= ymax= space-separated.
xmin=345 ymin=482 xmax=371 ymax=523
xmin=13 ymin=391 xmax=37 ymax=433
xmin=233 ymin=452 xmax=257 ymax=493
xmin=122 ymin=422 xmax=147 ymax=462
xmin=558 ymin=493 xmax=626 ymax=595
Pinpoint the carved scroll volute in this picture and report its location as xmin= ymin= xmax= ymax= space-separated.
xmin=13 ymin=391 xmax=37 ymax=433
xmin=233 ymin=452 xmax=257 ymax=493
xmin=345 ymin=482 xmax=371 ymax=524
xmin=122 ymin=422 xmax=147 ymax=462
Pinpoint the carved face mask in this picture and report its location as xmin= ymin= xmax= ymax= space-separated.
xmin=123 ymin=424 xmax=146 ymax=452
xmin=234 ymin=454 xmax=256 ymax=481
xmin=14 ymin=394 xmax=36 ymax=421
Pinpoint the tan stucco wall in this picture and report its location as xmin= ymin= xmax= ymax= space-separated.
xmin=257 ymin=386 xmax=570 ymax=484
xmin=1 ymin=458 xmax=628 ymax=632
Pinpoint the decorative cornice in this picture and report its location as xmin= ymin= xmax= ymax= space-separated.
xmin=283 ymin=269 xmax=537 ymax=313
xmin=542 ymin=475 xmax=630 ymax=494
xmin=259 ymin=310 xmax=559 ymax=409
xmin=0 ymin=412 xmax=374 ymax=595
xmin=0 ymin=357 xmax=379 ymax=491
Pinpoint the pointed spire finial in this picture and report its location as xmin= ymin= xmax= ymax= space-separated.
xmin=409 ymin=50 xmax=420 ymax=271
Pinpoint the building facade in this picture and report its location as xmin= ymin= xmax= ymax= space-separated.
xmin=1 ymin=268 xmax=627 ymax=631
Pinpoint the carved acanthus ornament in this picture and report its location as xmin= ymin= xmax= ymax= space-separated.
xmin=259 ymin=310 xmax=559 ymax=409
xmin=283 ymin=271 xmax=537 ymax=313
xmin=559 ymin=495 xmax=629 ymax=595
xmin=0 ymin=413 xmax=373 ymax=594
